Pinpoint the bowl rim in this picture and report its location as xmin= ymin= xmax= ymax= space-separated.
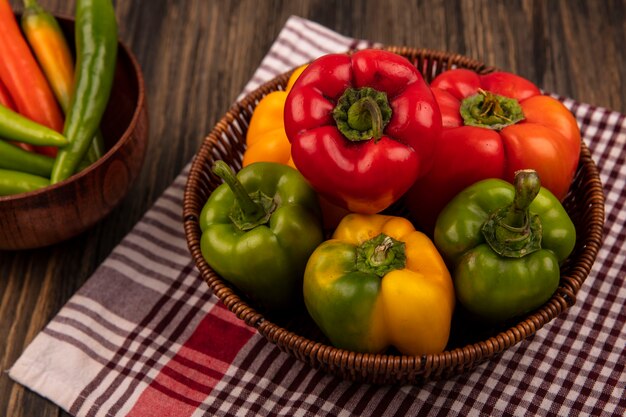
xmin=183 ymin=46 xmax=606 ymax=383
xmin=0 ymin=15 xmax=146 ymax=203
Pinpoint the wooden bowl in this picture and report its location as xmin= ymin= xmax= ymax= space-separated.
xmin=0 ymin=17 xmax=148 ymax=250
xmin=183 ymin=47 xmax=605 ymax=384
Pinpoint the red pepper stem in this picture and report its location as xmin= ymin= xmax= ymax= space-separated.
xmin=460 ymin=89 xmax=525 ymax=130
xmin=212 ymin=161 xmax=275 ymax=231
xmin=351 ymin=96 xmax=383 ymax=140
xmin=333 ymin=87 xmax=392 ymax=142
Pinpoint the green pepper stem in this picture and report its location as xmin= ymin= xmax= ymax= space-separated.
xmin=22 ymin=0 xmax=39 ymax=10
xmin=212 ymin=161 xmax=267 ymax=223
xmin=506 ymin=169 xmax=541 ymax=227
xmin=482 ymin=169 xmax=543 ymax=258
xmin=333 ymin=87 xmax=392 ymax=142
xmin=356 ymin=233 xmax=406 ymax=277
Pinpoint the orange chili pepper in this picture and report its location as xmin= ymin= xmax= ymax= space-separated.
xmin=21 ymin=0 xmax=74 ymax=112
xmin=0 ymin=0 xmax=64 ymax=157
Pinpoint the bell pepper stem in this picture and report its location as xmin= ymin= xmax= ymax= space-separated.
xmin=460 ymin=89 xmax=524 ymax=130
xmin=22 ymin=0 xmax=40 ymax=9
xmin=213 ymin=161 xmax=264 ymax=219
xmin=482 ymin=169 xmax=543 ymax=257
xmin=356 ymin=233 xmax=406 ymax=277
xmin=212 ymin=161 xmax=275 ymax=231
xmin=333 ymin=87 xmax=392 ymax=142
xmin=507 ymin=168 xmax=541 ymax=226
xmin=349 ymin=96 xmax=383 ymax=140
xmin=370 ymin=235 xmax=394 ymax=265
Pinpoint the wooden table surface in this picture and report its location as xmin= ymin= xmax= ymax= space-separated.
xmin=1 ymin=0 xmax=624 ymax=415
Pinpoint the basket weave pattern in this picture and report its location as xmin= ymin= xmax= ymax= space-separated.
xmin=183 ymin=47 xmax=605 ymax=384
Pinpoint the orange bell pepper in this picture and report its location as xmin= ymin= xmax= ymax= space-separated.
xmin=243 ymin=65 xmax=307 ymax=168
xmin=243 ymin=65 xmax=352 ymax=230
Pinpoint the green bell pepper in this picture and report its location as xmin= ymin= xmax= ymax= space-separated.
xmin=434 ymin=169 xmax=576 ymax=322
xmin=200 ymin=161 xmax=324 ymax=311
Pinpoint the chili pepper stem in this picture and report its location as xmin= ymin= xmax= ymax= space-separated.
xmin=212 ymin=161 xmax=275 ymax=231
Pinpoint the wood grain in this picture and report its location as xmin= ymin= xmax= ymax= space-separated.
xmin=1 ymin=0 xmax=624 ymax=415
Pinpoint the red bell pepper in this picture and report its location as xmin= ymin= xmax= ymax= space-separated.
xmin=406 ymin=69 xmax=581 ymax=234
xmin=284 ymin=49 xmax=441 ymax=214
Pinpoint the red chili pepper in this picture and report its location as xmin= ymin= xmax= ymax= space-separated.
xmin=0 ymin=0 xmax=64 ymax=157
xmin=284 ymin=49 xmax=442 ymax=214
xmin=405 ymin=69 xmax=581 ymax=234
xmin=0 ymin=78 xmax=16 ymax=109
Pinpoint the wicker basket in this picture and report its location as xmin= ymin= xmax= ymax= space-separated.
xmin=183 ymin=47 xmax=605 ymax=384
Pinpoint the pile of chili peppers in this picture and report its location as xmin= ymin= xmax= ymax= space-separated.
xmin=202 ymin=49 xmax=580 ymax=356
xmin=0 ymin=0 xmax=117 ymax=196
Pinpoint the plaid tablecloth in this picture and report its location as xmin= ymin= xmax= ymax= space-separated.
xmin=9 ymin=15 xmax=626 ymax=417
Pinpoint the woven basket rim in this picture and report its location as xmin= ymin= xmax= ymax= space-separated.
xmin=183 ymin=47 xmax=606 ymax=384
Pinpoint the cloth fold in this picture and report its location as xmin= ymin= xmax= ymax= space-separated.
xmin=9 ymin=15 xmax=626 ymax=417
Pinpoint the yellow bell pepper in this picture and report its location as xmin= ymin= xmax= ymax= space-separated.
xmin=303 ymin=213 xmax=455 ymax=355
xmin=243 ymin=65 xmax=306 ymax=168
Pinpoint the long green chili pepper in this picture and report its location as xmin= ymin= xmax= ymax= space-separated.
xmin=50 ymin=0 xmax=117 ymax=183
xmin=0 ymin=139 xmax=54 ymax=177
xmin=21 ymin=0 xmax=105 ymax=166
xmin=0 ymin=103 xmax=67 ymax=147
xmin=0 ymin=168 xmax=49 ymax=196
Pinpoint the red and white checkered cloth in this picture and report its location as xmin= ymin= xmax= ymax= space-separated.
xmin=9 ymin=16 xmax=626 ymax=417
